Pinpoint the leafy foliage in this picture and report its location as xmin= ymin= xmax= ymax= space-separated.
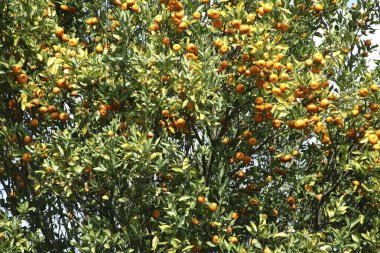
xmin=1 ymin=0 xmax=380 ymax=252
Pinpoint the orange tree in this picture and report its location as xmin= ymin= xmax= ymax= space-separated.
xmin=1 ymin=0 xmax=380 ymax=252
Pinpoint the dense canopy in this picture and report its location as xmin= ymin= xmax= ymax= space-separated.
xmin=0 ymin=0 xmax=380 ymax=252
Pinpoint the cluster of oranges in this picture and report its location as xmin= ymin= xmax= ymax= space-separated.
xmin=159 ymin=109 xmax=188 ymax=134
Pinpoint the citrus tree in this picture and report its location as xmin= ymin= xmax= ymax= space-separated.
xmin=1 ymin=0 xmax=380 ymax=252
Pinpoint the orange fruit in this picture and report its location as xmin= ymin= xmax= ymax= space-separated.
xmin=235 ymin=151 xmax=245 ymax=161
xmin=131 ymin=4 xmax=139 ymax=12
xmin=12 ymin=64 xmax=22 ymax=74
xmin=319 ymin=98 xmax=330 ymax=108
xmin=191 ymin=217 xmax=199 ymax=225
xmin=313 ymin=52 xmax=323 ymax=63
xmin=359 ymin=88 xmax=369 ymax=97
xmin=172 ymin=44 xmax=182 ymax=52
xmin=209 ymin=202 xmax=218 ymax=212
xmin=230 ymin=236 xmax=238 ymax=244
xmin=235 ymin=83 xmax=245 ymax=94
xmin=152 ymin=210 xmax=160 ymax=219
xmin=370 ymin=84 xmax=379 ymax=92
xmin=23 ymin=135 xmax=32 ymax=144
xmin=263 ymin=247 xmax=271 ymax=253
xmin=294 ymin=119 xmax=307 ymax=129
xmin=61 ymin=34 xmax=70 ymax=42
xmin=193 ymin=12 xmax=201 ymax=20
xmin=197 ymin=196 xmax=206 ymax=204
xmin=96 ymin=44 xmax=104 ymax=53
xmin=21 ymin=152 xmax=32 ymax=163
xmin=17 ymin=74 xmax=28 ymax=84
xmin=247 ymin=137 xmax=257 ymax=146
xmin=352 ymin=180 xmax=360 ymax=186
xmin=314 ymin=3 xmax=323 ymax=12
xmin=368 ymin=134 xmax=379 ymax=145
xmin=126 ymin=0 xmax=136 ymax=6
xmin=263 ymin=3 xmax=273 ymax=13
xmin=174 ymin=118 xmax=186 ymax=129
xmin=287 ymin=196 xmax=295 ymax=205
xmin=306 ymin=103 xmax=319 ymax=113
xmin=269 ymin=73 xmax=279 ymax=83
xmin=30 ymin=119 xmax=39 ymax=127
xmin=238 ymin=24 xmax=250 ymax=34
xmin=186 ymin=43 xmax=197 ymax=53
xmin=55 ymin=27 xmax=64 ymax=37
xmin=59 ymin=112 xmax=69 ymax=121
xmin=212 ymin=235 xmax=219 ymax=244
xmin=292 ymin=150 xmax=300 ymax=157
xmin=231 ymin=212 xmax=239 ymax=219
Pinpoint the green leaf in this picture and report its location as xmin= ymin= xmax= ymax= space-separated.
xmin=152 ymin=235 xmax=159 ymax=250
xmin=273 ymin=232 xmax=288 ymax=238
xmin=351 ymin=234 xmax=360 ymax=243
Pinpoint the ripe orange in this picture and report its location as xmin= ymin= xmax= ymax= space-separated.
xmin=292 ymin=150 xmax=300 ymax=157
xmin=247 ymin=137 xmax=257 ymax=146
xmin=61 ymin=34 xmax=70 ymax=42
xmin=272 ymin=119 xmax=282 ymax=128
xmin=306 ymin=103 xmax=319 ymax=113
xmin=359 ymin=88 xmax=369 ymax=97
xmin=162 ymin=37 xmax=170 ymax=46
xmin=319 ymin=98 xmax=330 ymax=109
xmin=287 ymin=196 xmax=295 ymax=205
xmin=23 ymin=135 xmax=32 ymax=144
xmin=197 ymin=196 xmax=206 ymax=204
xmin=313 ymin=52 xmax=323 ymax=63
xmin=212 ymin=235 xmax=219 ymax=244
xmin=322 ymin=135 xmax=331 ymax=144
xmin=242 ymin=155 xmax=251 ymax=165
xmin=59 ymin=112 xmax=69 ymax=121
xmin=172 ymin=44 xmax=182 ymax=52
xmin=186 ymin=43 xmax=197 ymax=53
xmin=68 ymin=38 xmax=79 ymax=47
xmin=235 ymin=151 xmax=245 ymax=161
xmin=263 ymin=247 xmax=271 ymax=253
xmin=209 ymin=202 xmax=218 ymax=212
xmin=191 ymin=217 xmax=199 ymax=225
xmin=39 ymin=106 xmax=48 ymax=114
xmin=368 ymin=134 xmax=379 ymax=145
xmin=231 ymin=212 xmax=239 ymax=219
xmin=269 ymin=73 xmax=279 ymax=83
xmin=281 ymin=154 xmax=292 ymax=162
xmin=126 ymin=0 xmax=136 ymax=7
xmin=352 ymin=180 xmax=360 ymax=186
xmin=235 ymin=83 xmax=245 ymax=94
xmin=238 ymin=24 xmax=250 ymax=34
xmin=314 ymin=3 xmax=323 ymax=12
xmin=370 ymin=84 xmax=379 ymax=92
xmin=130 ymin=4 xmax=139 ymax=12
xmin=30 ymin=119 xmax=39 ymax=127
xmin=55 ymin=27 xmax=64 ymax=37
xmin=193 ymin=12 xmax=201 ymax=20
xmin=174 ymin=117 xmax=186 ymax=129
xmin=231 ymin=19 xmax=242 ymax=29
xmin=263 ymin=3 xmax=273 ymax=13
xmin=12 ymin=64 xmax=22 ymax=74
xmin=51 ymin=112 xmax=59 ymax=120
xmin=21 ymin=152 xmax=32 ymax=163
xmin=294 ymin=119 xmax=307 ymax=129
xmin=96 ymin=44 xmax=104 ymax=53
xmin=230 ymin=236 xmax=238 ymax=245
xmin=17 ymin=74 xmax=28 ymax=84
xmin=152 ymin=210 xmax=160 ymax=219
